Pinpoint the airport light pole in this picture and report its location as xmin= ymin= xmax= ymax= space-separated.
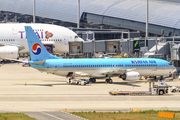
xmin=77 ymin=0 xmax=80 ymax=28
xmin=33 ymin=0 xmax=36 ymax=23
xmin=145 ymin=0 xmax=149 ymax=54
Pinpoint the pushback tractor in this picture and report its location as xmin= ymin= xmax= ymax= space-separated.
xmin=109 ymin=80 xmax=170 ymax=95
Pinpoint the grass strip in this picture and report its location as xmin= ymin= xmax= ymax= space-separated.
xmin=0 ymin=113 xmax=36 ymax=120
xmin=72 ymin=110 xmax=180 ymax=120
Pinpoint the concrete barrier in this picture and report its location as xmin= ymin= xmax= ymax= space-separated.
xmin=158 ymin=111 xmax=175 ymax=118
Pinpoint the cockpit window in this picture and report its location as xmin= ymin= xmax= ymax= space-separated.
xmin=169 ymin=63 xmax=173 ymax=65
xmin=75 ymin=36 xmax=79 ymax=38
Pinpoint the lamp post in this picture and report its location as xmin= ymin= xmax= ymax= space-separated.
xmin=145 ymin=0 xmax=149 ymax=54
xmin=33 ymin=0 xmax=36 ymax=23
xmin=77 ymin=0 xmax=80 ymax=28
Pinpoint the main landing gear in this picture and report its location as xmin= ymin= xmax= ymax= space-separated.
xmin=160 ymin=76 xmax=164 ymax=80
xmin=89 ymin=78 xmax=96 ymax=83
xmin=105 ymin=77 xmax=113 ymax=84
xmin=153 ymin=76 xmax=163 ymax=80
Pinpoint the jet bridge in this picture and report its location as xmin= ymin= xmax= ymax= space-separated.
xmin=69 ymin=41 xmax=83 ymax=55
xmin=171 ymin=44 xmax=180 ymax=72
xmin=105 ymin=41 xmax=120 ymax=54
xmin=144 ymin=42 xmax=170 ymax=58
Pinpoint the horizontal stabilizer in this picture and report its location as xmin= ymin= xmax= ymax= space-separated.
xmin=32 ymin=60 xmax=46 ymax=65
xmin=5 ymin=58 xmax=29 ymax=63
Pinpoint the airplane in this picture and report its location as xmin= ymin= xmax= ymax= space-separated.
xmin=0 ymin=23 xmax=83 ymax=60
xmin=19 ymin=26 xmax=176 ymax=83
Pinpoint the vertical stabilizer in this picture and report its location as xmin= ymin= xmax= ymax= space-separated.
xmin=25 ymin=26 xmax=61 ymax=61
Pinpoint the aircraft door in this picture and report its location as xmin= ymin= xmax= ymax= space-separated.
xmin=54 ymin=63 xmax=58 ymax=68
xmin=107 ymin=44 xmax=113 ymax=53
xmin=12 ymin=27 xmax=17 ymax=35
xmin=71 ymin=45 xmax=78 ymax=53
xmin=64 ymin=36 xmax=69 ymax=45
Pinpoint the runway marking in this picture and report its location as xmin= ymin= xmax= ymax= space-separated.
xmin=39 ymin=111 xmax=64 ymax=120
xmin=0 ymin=106 xmax=65 ymax=120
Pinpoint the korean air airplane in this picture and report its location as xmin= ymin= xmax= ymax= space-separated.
xmin=23 ymin=26 xmax=176 ymax=83
xmin=0 ymin=23 xmax=83 ymax=60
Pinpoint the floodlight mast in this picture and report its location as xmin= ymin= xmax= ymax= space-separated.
xmin=145 ymin=0 xmax=149 ymax=54
xmin=33 ymin=0 xmax=36 ymax=23
xmin=77 ymin=0 xmax=80 ymax=28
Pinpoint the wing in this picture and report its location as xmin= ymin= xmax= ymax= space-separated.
xmin=73 ymin=68 xmax=136 ymax=78
xmin=75 ymin=72 xmax=89 ymax=77
xmin=75 ymin=68 xmax=137 ymax=77
xmin=0 ymin=42 xmax=25 ymax=51
xmin=100 ymin=68 xmax=137 ymax=76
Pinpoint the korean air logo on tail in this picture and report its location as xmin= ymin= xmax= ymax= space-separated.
xmin=32 ymin=43 xmax=42 ymax=55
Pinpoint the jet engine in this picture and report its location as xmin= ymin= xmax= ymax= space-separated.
xmin=121 ymin=71 xmax=140 ymax=81
xmin=0 ymin=46 xmax=19 ymax=59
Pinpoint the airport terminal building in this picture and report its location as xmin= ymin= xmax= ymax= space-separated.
xmin=1 ymin=0 xmax=180 ymax=70
xmin=0 ymin=0 xmax=180 ymax=37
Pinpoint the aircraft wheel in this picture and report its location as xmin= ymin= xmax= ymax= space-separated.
xmin=160 ymin=76 xmax=163 ymax=80
xmin=172 ymin=89 xmax=176 ymax=92
xmin=93 ymin=78 xmax=96 ymax=83
xmin=90 ymin=78 xmax=96 ymax=83
xmin=89 ymin=78 xmax=93 ymax=83
xmin=109 ymin=79 xmax=113 ymax=84
xmin=105 ymin=79 xmax=110 ymax=83
xmin=76 ymin=82 xmax=79 ymax=85
xmin=159 ymin=90 xmax=164 ymax=95
xmin=69 ymin=78 xmax=71 ymax=84
xmin=166 ymin=89 xmax=168 ymax=93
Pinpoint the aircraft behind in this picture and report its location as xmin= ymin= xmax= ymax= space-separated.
xmin=0 ymin=23 xmax=83 ymax=60
xmin=24 ymin=26 xmax=176 ymax=83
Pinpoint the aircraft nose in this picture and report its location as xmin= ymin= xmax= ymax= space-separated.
xmin=75 ymin=37 xmax=84 ymax=41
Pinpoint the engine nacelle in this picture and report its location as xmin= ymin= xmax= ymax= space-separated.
xmin=122 ymin=71 xmax=140 ymax=81
xmin=0 ymin=46 xmax=19 ymax=59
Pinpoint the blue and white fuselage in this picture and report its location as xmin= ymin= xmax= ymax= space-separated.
xmin=25 ymin=26 xmax=175 ymax=82
xmin=29 ymin=58 xmax=175 ymax=78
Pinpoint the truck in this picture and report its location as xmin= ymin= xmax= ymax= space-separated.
xmin=151 ymin=80 xmax=169 ymax=95
xmin=170 ymin=86 xmax=180 ymax=92
xmin=109 ymin=80 xmax=169 ymax=96
xmin=67 ymin=78 xmax=88 ymax=85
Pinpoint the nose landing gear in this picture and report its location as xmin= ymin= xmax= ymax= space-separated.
xmin=89 ymin=78 xmax=96 ymax=83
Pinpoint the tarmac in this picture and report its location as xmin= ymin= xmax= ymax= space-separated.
xmin=0 ymin=62 xmax=180 ymax=119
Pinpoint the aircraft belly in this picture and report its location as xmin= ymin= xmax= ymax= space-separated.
xmin=36 ymin=67 xmax=175 ymax=78
xmin=135 ymin=67 xmax=173 ymax=76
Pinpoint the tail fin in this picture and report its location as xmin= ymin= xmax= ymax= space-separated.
xmin=25 ymin=26 xmax=61 ymax=61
